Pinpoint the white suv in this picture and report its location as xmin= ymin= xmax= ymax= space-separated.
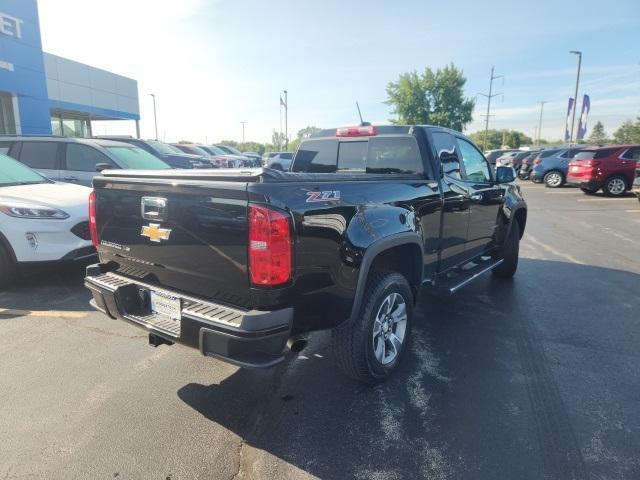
xmin=263 ymin=152 xmax=294 ymax=171
xmin=0 ymin=155 xmax=94 ymax=288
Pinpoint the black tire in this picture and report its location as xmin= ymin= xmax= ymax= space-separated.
xmin=0 ymin=242 xmax=16 ymax=290
xmin=332 ymin=270 xmax=413 ymax=384
xmin=543 ymin=170 xmax=564 ymax=188
xmin=580 ymin=187 xmax=598 ymax=195
xmin=492 ymin=219 xmax=519 ymax=279
xmin=602 ymin=176 xmax=627 ymax=196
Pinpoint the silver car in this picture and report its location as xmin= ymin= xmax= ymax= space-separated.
xmin=1 ymin=136 xmax=170 ymax=186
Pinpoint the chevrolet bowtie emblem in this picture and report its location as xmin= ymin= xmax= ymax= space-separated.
xmin=141 ymin=223 xmax=171 ymax=242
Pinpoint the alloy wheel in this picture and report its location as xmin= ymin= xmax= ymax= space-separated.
xmin=372 ymin=292 xmax=407 ymax=365
xmin=607 ymin=178 xmax=625 ymax=195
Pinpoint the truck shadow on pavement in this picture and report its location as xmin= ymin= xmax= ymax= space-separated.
xmin=177 ymin=259 xmax=640 ymax=480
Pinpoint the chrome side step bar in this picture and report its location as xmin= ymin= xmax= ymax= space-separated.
xmin=426 ymin=258 xmax=504 ymax=295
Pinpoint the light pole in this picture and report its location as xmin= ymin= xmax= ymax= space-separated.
xmin=569 ymin=51 xmax=582 ymax=144
xmin=240 ymin=121 xmax=246 ymax=143
xmin=283 ymin=89 xmax=288 ymax=151
xmin=536 ymin=101 xmax=547 ymax=146
xmin=478 ymin=66 xmax=503 ymax=151
xmin=149 ymin=93 xmax=158 ymax=140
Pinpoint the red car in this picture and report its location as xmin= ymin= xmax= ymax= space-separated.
xmin=567 ymin=145 xmax=640 ymax=196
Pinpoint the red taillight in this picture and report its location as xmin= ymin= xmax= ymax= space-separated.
xmin=89 ymin=191 xmax=99 ymax=248
xmin=336 ymin=125 xmax=377 ymax=137
xmin=248 ymin=204 xmax=292 ymax=286
xmin=584 ymin=160 xmax=600 ymax=167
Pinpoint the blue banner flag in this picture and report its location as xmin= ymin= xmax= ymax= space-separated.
xmin=564 ymin=97 xmax=574 ymax=141
xmin=577 ymin=94 xmax=590 ymax=140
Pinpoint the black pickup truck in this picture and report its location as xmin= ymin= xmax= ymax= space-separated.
xmin=85 ymin=125 xmax=527 ymax=383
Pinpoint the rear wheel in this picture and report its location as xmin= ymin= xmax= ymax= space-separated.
xmin=492 ymin=219 xmax=519 ymax=279
xmin=580 ymin=187 xmax=598 ymax=195
xmin=544 ymin=170 xmax=564 ymax=188
xmin=603 ymin=176 xmax=627 ymax=196
xmin=0 ymin=242 xmax=16 ymax=290
xmin=332 ymin=270 xmax=413 ymax=384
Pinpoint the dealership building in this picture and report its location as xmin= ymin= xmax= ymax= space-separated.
xmin=0 ymin=0 xmax=140 ymax=137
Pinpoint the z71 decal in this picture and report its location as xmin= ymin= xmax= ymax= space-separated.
xmin=306 ymin=190 xmax=341 ymax=203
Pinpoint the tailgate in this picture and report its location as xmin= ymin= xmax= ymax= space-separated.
xmin=94 ymin=178 xmax=251 ymax=307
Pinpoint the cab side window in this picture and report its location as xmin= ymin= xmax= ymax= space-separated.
xmin=456 ymin=138 xmax=491 ymax=182
xmin=431 ymin=131 xmax=461 ymax=179
xmin=65 ymin=143 xmax=115 ymax=172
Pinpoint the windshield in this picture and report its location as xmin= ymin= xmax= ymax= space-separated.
xmin=146 ymin=140 xmax=181 ymax=155
xmin=0 ymin=154 xmax=49 ymax=186
xmin=207 ymin=145 xmax=228 ymax=155
xmin=105 ymin=146 xmax=171 ymax=169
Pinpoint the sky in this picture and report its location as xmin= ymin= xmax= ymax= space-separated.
xmin=37 ymin=0 xmax=640 ymax=144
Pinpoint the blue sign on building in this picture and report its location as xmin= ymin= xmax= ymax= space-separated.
xmin=0 ymin=0 xmax=140 ymax=137
xmin=0 ymin=0 xmax=50 ymax=134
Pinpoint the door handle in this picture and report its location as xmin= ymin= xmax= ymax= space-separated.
xmin=470 ymin=193 xmax=483 ymax=202
xmin=63 ymin=176 xmax=78 ymax=182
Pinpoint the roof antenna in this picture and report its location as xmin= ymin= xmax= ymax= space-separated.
xmin=356 ymin=101 xmax=371 ymax=126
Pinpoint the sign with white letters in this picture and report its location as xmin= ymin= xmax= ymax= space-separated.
xmin=0 ymin=12 xmax=23 ymax=39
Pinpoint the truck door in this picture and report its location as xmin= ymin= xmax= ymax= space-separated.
xmin=455 ymin=137 xmax=504 ymax=257
xmin=430 ymin=131 xmax=470 ymax=271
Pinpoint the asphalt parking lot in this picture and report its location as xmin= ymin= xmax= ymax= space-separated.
xmin=1 ymin=183 xmax=639 ymax=480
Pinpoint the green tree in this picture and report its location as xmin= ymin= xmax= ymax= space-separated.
xmin=613 ymin=118 xmax=640 ymax=144
xmin=385 ymin=64 xmax=475 ymax=131
xmin=271 ymin=130 xmax=287 ymax=151
xmin=587 ymin=121 xmax=608 ymax=144
xmin=468 ymin=129 xmax=533 ymax=150
xmin=288 ymin=126 xmax=321 ymax=152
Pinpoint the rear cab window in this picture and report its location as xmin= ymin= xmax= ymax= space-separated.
xmin=292 ymin=135 xmax=424 ymax=175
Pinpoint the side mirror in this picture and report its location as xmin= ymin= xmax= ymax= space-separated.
xmin=496 ymin=166 xmax=516 ymax=183
xmin=95 ymin=163 xmax=112 ymax=172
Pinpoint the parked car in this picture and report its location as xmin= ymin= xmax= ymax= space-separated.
xmin=215 ymin=144 xmax=244 ymax=156
xmin=0 ymin=154 xmax=95 ymax=287
xmin=633 ymin=164 xmax=640 ymax=202
xmin=517 ymin=151 xmax=541 ymax=180
xmin=264 ymin=152 xmax=294 ymax=170
xmin=2 ymin=136 xmax=170 ymax=187
xmin=171 ymin=143 xmax=233 ymax=168
xmin=567 ymin=145 xmax=640 ymax=196
xmin=485 ymin=149 xmax=517 ymax=167
xmin=85 ymin=124 xmax=526 ymax=383
xmin=242 ymin=152 xmax=262 ymax=167
xmin=496 ymin=150 xmax=530 ymax=172
xmin=530 ymin=147 xmax=584 ymax=188
xmin=198 ymin=145 xmax=249 ymax=168
xmin=94 ymin=137 xmax=211 ymax=169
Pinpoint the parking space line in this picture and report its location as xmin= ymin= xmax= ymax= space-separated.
xmin=576 ymin=198 xmax=633 ymax=202
xmin=625 ymin=209 xmax=640 ymax=213
xmin=544 ymin=191 xmax=580 ymax=194
xmin=0 ymin=308 xmax=88 ymax=318
xmin=525 ymin=235 xmax=585 ymax=265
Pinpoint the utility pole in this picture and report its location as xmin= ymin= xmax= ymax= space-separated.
xmin=240 ymin=121 xmax=246 ymax=143
xmin=536 ymin=101 xmax=547 ymax=146
xmin=478 ymin=66 xmax=503 ymax=151
xmin=283 ymin=90 xmax=288 ymax=150
xmin=149 ymin=93 xmax=158 ymax=140
xmin=569 ymin=51 xmax=582 ymax=144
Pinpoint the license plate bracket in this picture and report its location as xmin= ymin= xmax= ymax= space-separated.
xmin=150 ymin=290 xmax=181 ymax=320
